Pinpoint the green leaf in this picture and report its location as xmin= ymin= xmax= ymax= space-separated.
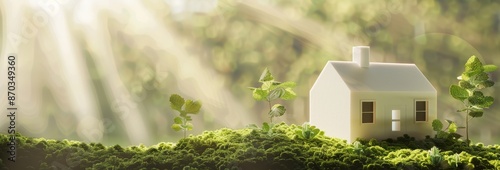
xmin=169 ymin=94 xmax=185 ymax=111
xmin=271 ymin=81 xmax=282 ymax=86
xmin=277 ymin=81 xmax=296 ymax=89
xmin=262 ymin=122 xmax=270 ymax=132
xmin=448 ymin=122 xmax=457 ymax=133
xmin=468 ymin=96 xmax=484 ymax=105
xmin=472 ymin=91 xmax=484 ymax=97
xmin=464 ymin=56 xmax=483 ymax=72
xmin=174 ymin=117 xmax=183 ymax=124
xmin=449 ymin=133 xmax=462 ymax=139
xmin=483 ymin=65 xmax=498 ymax=72
xmin=269 ymin=104 xmax=286 ymax=117
xmin=429 ymin=147 xmax=440 ymax=159
xmin=252 ymin=88 xmax=267 ymax=101
xmin=185 ymin=123 xmax=193 ymax=131
xmin=302 ymin=129 xmax=311 ymax=139
xmin=261 ymin=81 xmax=274 ymax=90
xmin=295 ymin=129 xmax=304 ymax=139
xmin=432 ymin=119 xmax=443 ymax=131
xmin=472 ymin=72 xmax=489 ymax=82
xmin=436 ymin=131 xmax=449 ymax=138
xmin=449 ymin=85 xmax=469 ymax=101
xmin=184 ymin=100 xmax=202 ymax=114
xmin=469 ymin=111 xmax=483 ymax=118
xmin=458 ymin=81 xmax=474 ymax=89
xmin=482 ymin=96 xmax=494 ymax=108
xmin=462 ymin=71 xmax=482 ymax=82
xmin=171 ymin=124 xmax=182 ymax=131
xmin=312 ymin=128 xmax=320 ymax=136
xmin=267 ymin=88 xmax=285 ymax=101
xmin=460 ymin=73 xmax=470 ymax=81
xmin=246 ymin=124 xmax=259 ymax=129
xmin=259 ymin=68 xmax=274 ymax=82
xmin=478 ymin=80 xmax=494 ymax=89
xmin=301 ymin=122 xmax=310 ymax=131
xmin=280 ymin=88 xmax=297 ymax=100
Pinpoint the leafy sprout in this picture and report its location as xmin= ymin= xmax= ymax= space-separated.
xmin=450 ymin=153 xmax=461 ymax=168
xmin=295 ymin=122 xmax=323 ymax=140
xmin=428 ymin=146 xmax=443 ymax=166
xmin=351 ymin=141 xmax=364 ymax=155
xmin=449 ymin=56 xmax=496 ymax=144
xmin=169 ymin=94 xmax=202 ymax=138
xmin=249 ymin=68 xmax=296 ymax=124
xmin=431 ymin=119 xmax=461 ymax=139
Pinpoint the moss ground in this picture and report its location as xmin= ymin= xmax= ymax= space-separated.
xmin=0 ymin=123 xmax=499 ymax=169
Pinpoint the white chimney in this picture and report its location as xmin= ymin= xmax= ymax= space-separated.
xmin=352 ymin=46 xmax=370 ymax=68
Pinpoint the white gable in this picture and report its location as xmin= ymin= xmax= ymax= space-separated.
xmin=330 ymin=61 xmax=436 ymax=92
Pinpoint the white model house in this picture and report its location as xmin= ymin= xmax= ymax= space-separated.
xmin=310 ymin=46 xmax=437 ymax=143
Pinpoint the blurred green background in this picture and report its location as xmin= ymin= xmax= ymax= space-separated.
xmin=0 ymin=0 xmax=499 ymax=146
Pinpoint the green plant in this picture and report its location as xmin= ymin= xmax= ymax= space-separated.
xmin=449 ymin=56 xmax=496 ymax=144
xmin=428 ymin=146 xmax=443 ymax=166
xmin=431 ymin=119 xmax=462 ymax=139
xmin=294 ymin=122 xmax=323 ymax=140
xmin=351 ymin=141 xmax=364 ymax=155
xmin=248 ymin=122 xmax=274 ymax=135
xmin=450 ymin=153 xmax=460 ymax=168
xmin=169 ymin=94 xmax=202 ymax=138
xmin=249 ymin=68 xmax=296 ymax=123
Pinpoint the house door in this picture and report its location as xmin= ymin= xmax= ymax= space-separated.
xmin=388 ymin=106 xmax=406 ymax=134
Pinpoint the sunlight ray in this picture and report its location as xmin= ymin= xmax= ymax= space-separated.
xmin=74 ymin=0 xmax=152 ymax=145
xmin=0 ymin=1 xmax=47 ymax=134
xmin=40 ymin=3 xmax=102 ymax=142
xmin=116 ymin=0 xmax=255 ymax=128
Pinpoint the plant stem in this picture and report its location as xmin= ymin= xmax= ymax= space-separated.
xmin=268 ymin=100 xmax=273 ymax=123
xmin=182 ymin=117 xmax=187 ymax=138
xmin=466 ymin=110 xmax=469 ymax=145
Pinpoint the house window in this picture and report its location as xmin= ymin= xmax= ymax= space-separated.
xmin=361 ymin=101 xmax=375 ymax=123
xmin=415 ymin=101 xmax=427 ymax=122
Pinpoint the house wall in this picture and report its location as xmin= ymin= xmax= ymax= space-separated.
xmin=310 ymin=63 xmax=351 ymax=142
xmin=350 ymin=91 xmax=437 ymax=141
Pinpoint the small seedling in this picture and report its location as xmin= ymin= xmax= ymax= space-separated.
xmin=449 ymin=55 xmax=496 ymax=144
xmin=249 ymin=68 xmax=296 ymax=124
xmin=450 ymin=153 xmax=460 ymax=168
xmin=431 ymin=119 xmax=461 ymax=139
xmin=295 ymin=122 xmax=323 ymax=140
xmin=428 ymin=146 xmax=443 ymax=166
xmin=351 ymin=141 xmax=364 ymax=155
xmin=247 ymin=122 xmax=274 ymax=135
xmin=169 ymin=94 xmax=202 ymax=138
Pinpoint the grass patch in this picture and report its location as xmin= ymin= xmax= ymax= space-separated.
xmin=1 ymin=123 xmax=499 ymax=169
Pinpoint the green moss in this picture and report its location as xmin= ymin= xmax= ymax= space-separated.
xmin=1 ymin=123 xmax=499 ymax=169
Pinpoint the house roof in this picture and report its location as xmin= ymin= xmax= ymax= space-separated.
xmin=329 ymin=61 xmax=436 ymax=92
